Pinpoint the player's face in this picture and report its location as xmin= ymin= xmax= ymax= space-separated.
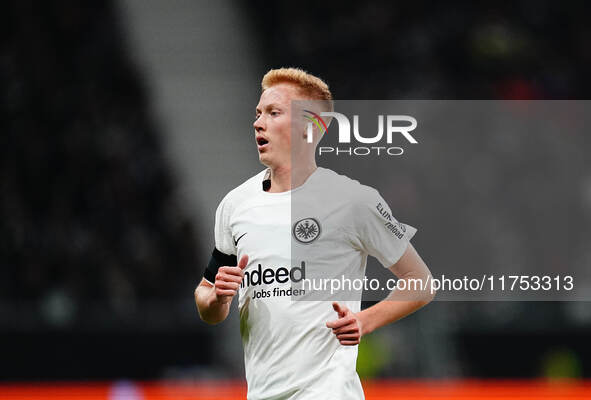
xmin=253 ymin=83 xmax=301 ymax=168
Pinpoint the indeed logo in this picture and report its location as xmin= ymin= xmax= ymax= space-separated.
xmin=241 ymin=262 xmax=306 ymax=288
xmin=304 ymin=110 xmax=418 ymax=156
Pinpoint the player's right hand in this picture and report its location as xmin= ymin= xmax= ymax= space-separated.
xmin=214 ymin=255 xmax=249 ymax=304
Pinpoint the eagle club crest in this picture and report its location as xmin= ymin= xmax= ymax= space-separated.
xmin=293 ymin=218 xmax=321 ymax=244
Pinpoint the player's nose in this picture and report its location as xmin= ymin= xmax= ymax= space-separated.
xmin=253 ymin=115 xmax=265 ymax=132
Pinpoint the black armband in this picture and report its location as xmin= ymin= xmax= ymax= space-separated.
xmin=203 ymin=248 xmax=238 ymax=283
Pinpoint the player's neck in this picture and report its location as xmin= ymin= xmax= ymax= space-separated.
xmin=267 ymin=162 xmax=317 ymax=193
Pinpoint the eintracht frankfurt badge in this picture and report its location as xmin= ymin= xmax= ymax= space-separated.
xmin=293 ymin=218 xmax=321 ymax=244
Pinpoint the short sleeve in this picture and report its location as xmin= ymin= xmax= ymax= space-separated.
xmin=203 ymin=195 xmax=238 ymax=284
xmin=350 ymin=188 xmax=417 ymax=268
xmin=214 ymin=195 xmax=237 ymax=256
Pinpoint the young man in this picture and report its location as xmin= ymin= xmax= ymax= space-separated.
xmin=195 ymin=68 xmax=434 ymax=399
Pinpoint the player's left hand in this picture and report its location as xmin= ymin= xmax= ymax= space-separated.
xmin=325 ymin=302 xmax=363 ymax=346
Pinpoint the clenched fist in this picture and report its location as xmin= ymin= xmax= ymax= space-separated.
xmin=214 ymin=254 xmax=249 ymax=304
xmin=326 ymin=302 xmax=363 ymax=345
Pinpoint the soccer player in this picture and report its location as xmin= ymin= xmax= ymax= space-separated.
xmin=195 ymin=68 xmax=434 ymax=399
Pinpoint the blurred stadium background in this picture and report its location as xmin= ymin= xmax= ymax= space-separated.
xmin=2 ymin=0 xmax=591 ymax=398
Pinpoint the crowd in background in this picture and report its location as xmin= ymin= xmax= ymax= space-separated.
xmin=1 ymin=1 xmax=200 ymax=327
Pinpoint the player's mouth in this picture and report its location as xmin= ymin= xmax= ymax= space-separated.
xmin=256 ymin=136 xmax=269 ymax=151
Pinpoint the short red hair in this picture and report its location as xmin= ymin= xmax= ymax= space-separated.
xmin=261 ymin=67 xmax=333 ymax=112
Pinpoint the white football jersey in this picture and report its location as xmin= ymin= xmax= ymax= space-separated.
xmin=208 ymin=167 xmax=416 ymax=400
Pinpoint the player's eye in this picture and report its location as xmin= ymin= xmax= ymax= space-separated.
xmin=271 ymin=111 xmax=279 ymax=116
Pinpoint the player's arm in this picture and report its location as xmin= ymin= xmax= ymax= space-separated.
xmin=356 ymin=243 xmax=434 ymax=335
xmin=195 ymin=254 xmax=249 ymax=325
xmin=327 ymin=244 xmax=434 ymax=345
